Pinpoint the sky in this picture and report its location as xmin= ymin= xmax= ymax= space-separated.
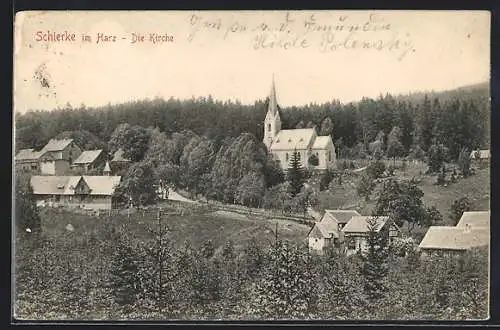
xmin=13 ymin=10 xmax=490 ymax=113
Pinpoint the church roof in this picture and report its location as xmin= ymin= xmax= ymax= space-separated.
xmin=268 ymin=76 xmax=278 ymax=116
xmin=312 ymin=136 xmax=332 ymax=149
xmin=270 ymin=129 xmax=316 ymax=151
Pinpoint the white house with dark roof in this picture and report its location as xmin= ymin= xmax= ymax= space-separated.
xmin=30 ymin=175 xmax=121 ymax=210
xmin=419 ymin=211 xmax=490 ymax=256
xmin=71 ymin=149 xmax=105 ymax=173
xmin=38 ymin=138 xmax=82 ymax=175
xmin=341 ymin=216 xmax=400 ymax=256
xmin=307 ymin=209 xmax=361 ymax=253
xmin=263 ymin=78 xmax=336 ymax=170
xmin=470 ymin=149 xmax=490 ymax=161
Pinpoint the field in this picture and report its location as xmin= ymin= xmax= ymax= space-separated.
xmin=38 ymin=205 xmax=311 ymax=254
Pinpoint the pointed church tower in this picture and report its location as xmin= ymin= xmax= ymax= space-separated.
xmin=263 ymin=75 xmax=282 ymax=150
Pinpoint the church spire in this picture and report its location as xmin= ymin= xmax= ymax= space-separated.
xmin=268 ymin=74 xmax=278 ymax=116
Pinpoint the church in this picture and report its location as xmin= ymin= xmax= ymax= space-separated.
xmin=263 ymin=79 xmax=337 ymax=171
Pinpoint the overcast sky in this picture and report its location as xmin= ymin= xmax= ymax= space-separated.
xmin=14 ymin=10 xmax=490 ymax=113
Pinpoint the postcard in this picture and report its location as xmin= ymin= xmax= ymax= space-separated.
xmin=13 ymin=10 xmax=490 ymax=321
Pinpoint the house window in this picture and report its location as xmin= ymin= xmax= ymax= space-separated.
xmin=268 ymin=123 xmax=271 ymax=132
xmin=55 ymin=195 xmax=61 ymax=202
xmin=347 ymin=237 xmax=355 ymax=249
xmin=328 ymin=151 xmax=331 ymax=162
xmin=286 ymin=153 xmax=289 ymax=161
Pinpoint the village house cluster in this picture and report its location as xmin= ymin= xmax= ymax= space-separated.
xmin=15 ymin=139 xmax=131 ymax=210
xmin=307 ymin=209 xmax=490 ymax=257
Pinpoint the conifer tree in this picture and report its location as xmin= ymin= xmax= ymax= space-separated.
xmin=15 ymin=173 xmax=41 ymax=234
xmin=287 ymin=150 xmax=305 ymax=197
xmin=108 ymin=240 xmax=140 ymax=308
xmin=361 ymin=217 xmax=389 ymax=304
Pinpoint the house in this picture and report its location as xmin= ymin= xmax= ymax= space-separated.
xmin=308 ymin=210 xmax=361 ymax=253
xmin=38 ymin=139 xmax=82 ymax=175
xmin=470 ymin=149 xmax=490 ymax=162
xmin=418 ymin=226 xmax=489 ymax=256
xmin=30 ymin=175 xmax=121 ymax=210
xmin=419 ymin=210 xmax=490 ymax=256
xmin=110 ymin=148 xmax=131 ymax=172
xmin=341 ymin=216 xmax=400 ymax=256
xmin=263 ymin=78 xmax=336 ymax=171
xmin=71 ymin=149 xmax=105 ymax=173
xmin=15 ymin=148 xmax=42 ymax=173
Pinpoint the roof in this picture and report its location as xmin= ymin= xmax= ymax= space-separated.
xmin=270 ymin=129 xmax=316 ymax=151
xmin=103 ymin=161 xmax=111 ymax=173
xmin=342 ymin=216 xmax=390 ymax=233
xmin=312 ymin=136 xmax=333 ymax=149
xmin=470 ymin=150 xmax=490 ymax=159
xmin=418 ymin=226 xmax=490 ymax=250
xmin=31 ymin=175 xmax=121 ymax=196
xmin=324 ymin=209 xmax=361 ymax=224
xmin=111 ymin=148 xmax=130 ymax=162
xmin=456 ymin=211 xmax=490 ymax=229
xmin=15 ymin=148 xmax=41 ymax=161
xmin=82 ymin=176 xmax=122 ymax=195
xmin=73 ymin=150 xmax=103 ymax=165
xmin=40 ymin=139 xmax=74 ymax=153
xmin=309 ymin=219 xmax=339 ymax=239
xmin=268 ymin=77 xmax=278 ymax=116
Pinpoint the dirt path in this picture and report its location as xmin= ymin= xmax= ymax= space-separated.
xmin=168 ymin=189 xmax=198 ymax=203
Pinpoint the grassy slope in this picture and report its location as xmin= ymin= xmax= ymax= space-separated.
xmin=39 ymin=207 xmax=311 ymax=253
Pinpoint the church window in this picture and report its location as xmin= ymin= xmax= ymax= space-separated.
xmin=328 ymin=151 xmax=331 ymax=162
xmin=268 ymin=123 xmax=271 ymax=132
xmin=297 ymin=152 xmax=301 ymax=161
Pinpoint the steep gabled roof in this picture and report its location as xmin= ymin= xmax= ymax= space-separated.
xmin=268 ymin=76 xmax=278 ymax=116
xmin=312 ymin=136 xmax=333 ymax=149
xmin=418 ymin=226 xmax=489 ymax=250
xmin=41 ymin=139 xmax=74 ymax=153
xmin=324 ymin=209 xmax=361 ymax=224
xmin=73 ymin=150 xmax=103 ymax=165
xmin=270 ymin=129 xmax=316 ymax=151
xmin=15 ymin=148 xmax=42 ymax=161
xmin=456 ymin=211 xmax=490 ymax=229
xmin=31 ymin=175 xmax=121 ymax=196
xmin=470 ymin=150 xmax=490 ymax=159
xmin=342 ymin=216 xmax=390 ymax=233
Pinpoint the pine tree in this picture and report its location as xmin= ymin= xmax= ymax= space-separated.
xmin=15 ymin=173 xmax=41 ymax=234
xmin=287 ymin=150 xmax=305 ymax=197
xmin=361 ymin=217 xmax=389 ymax=304
xmin=108 ymin=240 xmax=140 ymax=308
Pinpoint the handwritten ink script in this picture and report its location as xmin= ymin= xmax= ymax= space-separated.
xmin=187 ymin=12 xmax=415 ymax=60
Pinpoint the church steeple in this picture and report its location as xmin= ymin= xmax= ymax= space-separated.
xmin=268 ymin=74 xmax=278 ymax=116
xmin=263 ymin=75 xmax=282 ymax=150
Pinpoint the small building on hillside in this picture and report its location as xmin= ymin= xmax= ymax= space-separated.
xmin=419 ymin=210 xmax=490 ymax=257
xmin=38 ymin=139 xmax=82 ymax=175
xmin=470 ymin=149 xmax=490 ymax=162
xmin=71 ymin=149 xmax=106 ymax=174
xmin=308 ymin=209 xmax=361 ymax=253
xmin=110 ymin=148 xmax=131 ymax=172
xmin=341 ymin=216 xmax=400 ymax=256
xmin=15 ymin=148 xmax=42 ymax=173
xmin=30 ymin=175 xmax=121 ymax=210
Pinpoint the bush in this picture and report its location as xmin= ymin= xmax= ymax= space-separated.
xmin=366 ymin=160 xmax=386 ymax=180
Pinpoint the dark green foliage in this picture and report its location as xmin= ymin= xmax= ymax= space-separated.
xmin=319 ymin=169 xmax=335 ymax=191
xmin=287 ymin=150 xmax=305 ymax=197
xmin=366 ymin=160 xmax=386 ymax=180
xmin=308 ymin=154 xmax=319 ymax=167
xmin=450 ymin=197 xmax=474 ymax=225
xmin=436 ymin=166 xmax=446 ymax=186
xmin=108 ymin=240 xmax=140 ymax=307
xmin=15 ymin=173 xmax=41 ymax=233
xmin=458 ymin=148 xmax=472 ymax=177
xmin=427 ymin=143 xmax=449 ymax=174
xmin=361 ymin=217 xmax=389 ymax=303
xmin=55 ymin=130 xmax=107 ymax=153
xmin=109 ymin=123 xmax=151 ymax=162
xmin=114 ymin=161 xmax=158 ymax=206
xmin=357 ymin=174 xmax=375 ymax=201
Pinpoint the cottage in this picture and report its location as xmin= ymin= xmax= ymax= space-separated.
xmin=341 ymin=216 xmax=400 ymax=256
xmin=263 ymin=78 xmax=336 ymax=171
xmin=419 ymin=210 xmax=490 ymax=256
xmin=308 ymin=210 xmax=361 ymax=253
xmin=38 ymin=139 xmax=82 ymax=175
xmin=71 ymin=149 xmax=105 ymax=173
xmin=418 ymin=226 xmax=489 ymax=256
xmin=470 ymin=149 xmax=490 ymax=162
xmin=30 ymin=175 xmax=121 ymax=210
xmin=15 ymin=148 xmax=42 ymax=173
